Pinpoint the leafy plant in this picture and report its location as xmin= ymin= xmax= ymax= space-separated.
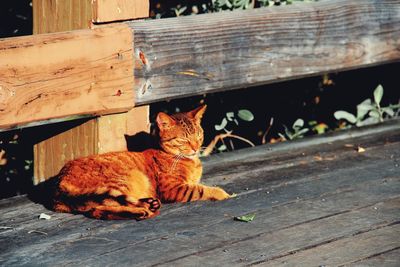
xmin=308 ymin=121 xmax=329 ymax=134
xmin=202 ymin=109 xmax=255 ymax=156
xmin=212 ymin=0 xmax=253 ymax=11
xmin=278 ymin=118 xmax=309 ymax=140
xmin=334 ymin=85 xmax=400 ymax=127
xmin=171 ymin=5 xmax=187 ymax=17
xmin=214 ymin=109 xmax=254 ymax=133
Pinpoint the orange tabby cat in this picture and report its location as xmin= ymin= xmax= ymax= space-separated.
xmin=52 ymin=105 xmax=230 ymax=220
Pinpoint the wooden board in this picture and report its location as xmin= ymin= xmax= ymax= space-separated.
xmin=33 ymin=0 xmax=149 ymax=32
xmin=0 ymin=121 xmax=399 ymax=266
xmin=127 ymin=0 xmax=400 ymax=105
xmin=92 ymin=0 xmax=149 ymax=23
xmin=33 ymin=0 xmax=93 ymax=33
xmin=0 ymin=24 xmax=134 ymax=130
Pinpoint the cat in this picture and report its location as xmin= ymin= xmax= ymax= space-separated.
xmin=51 ymin=105 xmax=231 ymax=220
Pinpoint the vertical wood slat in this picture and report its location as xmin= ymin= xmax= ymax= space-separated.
xmin=32 ymin=0 xmax=150 ymax=183
xmin=33 ymin=0 xmax=93 ymax=34
xmin=92 ymin=0 xmax=150 ymax=23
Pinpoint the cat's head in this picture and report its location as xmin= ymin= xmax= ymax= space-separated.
xmin=156 ymin=105 xmax=206 ymax=158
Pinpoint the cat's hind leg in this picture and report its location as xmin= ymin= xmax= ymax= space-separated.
xmin=86 ymin=197 xmax=161 ymax=220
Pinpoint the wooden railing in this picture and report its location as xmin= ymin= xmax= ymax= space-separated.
xmin=0 ymin=0 xmax=399 ymax=182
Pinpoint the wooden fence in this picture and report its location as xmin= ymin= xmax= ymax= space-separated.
xmin=0 ymin=0 xmax=399 ymax=182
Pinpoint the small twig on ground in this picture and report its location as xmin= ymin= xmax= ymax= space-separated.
xmin=28 ymin=230 xmax=48 ymax=235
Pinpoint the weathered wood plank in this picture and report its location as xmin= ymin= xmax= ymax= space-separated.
xmin=348 ymin=248 xmax=400 ymax=267
xmin=92 ymin=0 xmax=149 ymax=23
xmin=0 ymin=24 xmax=134 ymax=130
xmin=2 ymin=174 xmax=399 ymax=266
xmin=154 ymin=199 xmax=400 ymax=266
xmin=127 ymin=0 xmax=400 ymax=105
xmin=262 ymin=224 xmax=400 ymax=267
xmin=1 ymin=128 xmax=399 ymax=266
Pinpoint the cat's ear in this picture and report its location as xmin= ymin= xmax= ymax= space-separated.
xmin=188 ymin=105 xmax=207 ymax=120
xmin=156 ymin=112 xmax=175 ymax=130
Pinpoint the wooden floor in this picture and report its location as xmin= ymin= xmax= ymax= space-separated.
xmin=1 ymin=121 xmax=399 ymax=267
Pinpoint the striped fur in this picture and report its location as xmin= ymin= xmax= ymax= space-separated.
xmin=52 ymin=105 xmax=230 ymax=220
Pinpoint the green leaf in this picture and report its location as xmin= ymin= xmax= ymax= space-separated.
xmin=215 ymin=118 xmax=228 ymax=131
xmin=283 ymin=125 xmax=293 ymax=140
xmin=218 ymin=144 xmax=227 ymax=151
xmin=308 ymin=120 xmax=317 ymax=126
xmin=356 ymin=117 xmax=379 ymax=127
xmin=334 ymin=111 xmax=357 ymax=124
xmin=238 ymin=109 xmax=254 ymax=121
xmin=374 ymin=84 xmax=384 ymax=105
xmin=369 ymin=110 xmax=380 ymax=118
xmin=382 ymin=107 xmax=395 ymax=117
xmin=297 ymin=128 xmax=309 ymax=136
xmin=292 ymin=118 xmax=304 ymax=129
xmin=313 ymin=123 xmax=328 ymax=134
xmin=226 ymin=112 xmax=235 ymax=121
xmin=234 ymin=213 xmax=255 ymax=222
xmin=356 ymin=99 xmax=373 ymax=119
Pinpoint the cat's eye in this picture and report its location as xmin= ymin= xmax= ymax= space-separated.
xmin=174 ymin=139 xmax=189 ymax=145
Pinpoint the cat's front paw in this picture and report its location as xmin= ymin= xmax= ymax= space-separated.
xmin=210 ymin=187 xmax=230 ymax=201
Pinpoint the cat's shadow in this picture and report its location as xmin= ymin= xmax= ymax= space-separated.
xmin=28 ymin=131 xmax=159 ymax=209
xmin=124 ymin=131 xmax=159 ymax=152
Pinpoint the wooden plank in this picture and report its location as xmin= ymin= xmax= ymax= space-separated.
xmin=0 ymin=125 xmax=400 ymax=266
xmin=3 ymin=160 xmax=399 ymax=266
xmin=33 ymin=0 xmax=149 ymax=32
xmin=154 ymin=199 xmax=400 ymax=266
xmin=0 ymin=24 xmax=134 ymax=130
xmin=1 ymin=129 xmax=399 ymax=266
xmin=348 ymin=248 xmax=400 ymax=267
xmin=127 ymin=0 xmax=400 ymax=105
xmin=33 ymin=0 xmax=93 ymax=33
xmin=92 ymin=0 xmax=149 ymax=23
xmin=33 ymin=119 xmax=97 ymax=183
xmin=262 ymin=224 xmax=400 ymax=267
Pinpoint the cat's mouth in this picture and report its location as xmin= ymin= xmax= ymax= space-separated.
xmin=182 ymin=152 xmax=198 ymax=159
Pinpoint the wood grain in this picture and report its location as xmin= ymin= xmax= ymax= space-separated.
xmin=127 ymin=0 xmax=400 ymax=105
xmin=0 ymin=123 xmax=399 ymax=266
xmin=33 ymin=0 xmax=93 ymax=33
xmin=92 ymin=0 xmax=149 ymax=22
xmin=33 ymin=119 xmax=97 ymax=183
xmin=263 ymin=224 xmax=400 ymax=266
xmin=0 ymin=24 xmax=134 ymax=130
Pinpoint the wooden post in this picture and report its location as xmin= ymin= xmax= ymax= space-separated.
xmin=32 ymin=0 xmax=150 ymax=184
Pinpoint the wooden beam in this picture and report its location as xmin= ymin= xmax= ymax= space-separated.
xmin=0 ymin=24 xmax=134 ymax=130
xmin=127 ymin=0 xmax=400 ymax=105
xmin=30 ymin=0 xmax=149 ymax=182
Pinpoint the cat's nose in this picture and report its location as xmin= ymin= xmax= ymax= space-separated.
xmin=189 ymin=141 xmax=198 ymax=153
